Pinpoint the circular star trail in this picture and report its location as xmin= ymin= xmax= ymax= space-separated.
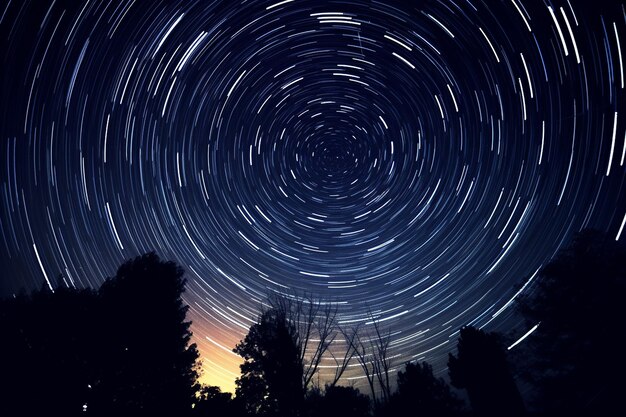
xmin=1 ymin=0 xmax=625 ymax=391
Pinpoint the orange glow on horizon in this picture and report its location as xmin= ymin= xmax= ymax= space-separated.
xmin=196 ymin=349 xmax=242 ymax=394
xmin=188 ymin=308 xmax=245 ymax=395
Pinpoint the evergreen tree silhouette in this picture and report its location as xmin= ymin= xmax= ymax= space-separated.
xmin=448 ymin=326 xmax=524 ymax=416
xmin=516 ymin=229 xmax=626 ymax=415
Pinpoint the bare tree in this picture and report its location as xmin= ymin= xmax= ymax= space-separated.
xmin=371 ymin=318 xmax=392 ymax=403
xmin=347 ymin=323 xmax=379 ymax=405
xmin=345 ymin=313 xmax=393 ymax=407
xmin=268 ymin=292 xmax=351 ymax=391
xmin=328 ymin=325 xmax=358 ymax=387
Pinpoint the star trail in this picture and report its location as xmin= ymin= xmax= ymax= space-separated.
xmin=1 ymin=0 xmax=625 ymax=393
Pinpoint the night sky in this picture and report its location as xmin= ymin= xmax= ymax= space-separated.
xmin=1 ymin=0 xmax=625 ymax=393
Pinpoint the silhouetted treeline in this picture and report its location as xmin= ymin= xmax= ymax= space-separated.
xmin=1 ymin=230 xmax=623 ymax=416
xmin=228 ymin=229 xmax=624 ymax=417
xmin=0 ymin=253 xmax=199 ymax=416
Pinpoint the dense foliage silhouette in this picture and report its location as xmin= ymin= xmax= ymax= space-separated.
xmin=448 ymin=326 xmax=525 ymax=416
xmin=516 ymin=229 xmax=626 ymax=415
xmin=93 ymin=253 xmax=200 ymax=415
xmin=0 ymin=253 xmax=199 ymax=416
xmin=234 ymin=307 xmax=305 ymax=416
xmin=305 ymin=385 xmax=370 ymax=417
xmin=381 ymin=361 xmax=463 ymax=417
xmin=0 ymin=286 xmax=98 ymax=416
xmin=193 ymin=385 xmax=245 ymax=416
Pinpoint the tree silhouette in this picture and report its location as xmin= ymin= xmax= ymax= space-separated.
xmin=0 ymin=286 xmax=98 ymax=416
xmin=267 ymin=292 xmax=343 ymax=391
xmin=234 ymin=307 xmax=304 ymax=416
xmin=382 ymin=361 xmax=463 ymax=417
xmin=0 ymin=253 xmax=200 ymax=416
xmin=92 ymin=253 xmax=199 ymax=415
xmin=448 ymin=326 xmax=524 ymax=416
xmin=193 ymin=385 xmax=243 ymax=416
xmin=310 ymin=384 xmax=370 ymax=417
xmin=345 ymin=315 xmax=393 ymax=408
xmin=516 ymin=229 xmax=626 ymax=415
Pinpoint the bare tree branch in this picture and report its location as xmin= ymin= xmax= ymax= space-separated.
xmin=329 ymin=325 xmax=358 ymax=387
xmin=347 ymin=323 xmax=378 ymax=405
xmin=344 ymin=311 xmax=393 ymax=407
xmin=371 ymin=318 xmax=392 ymax=402
xmin=268 ymin=291 xmax=340 ymax=391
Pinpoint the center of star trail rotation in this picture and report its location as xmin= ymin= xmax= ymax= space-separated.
xmin=1 ymin=0 xmax=624 ymax=393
